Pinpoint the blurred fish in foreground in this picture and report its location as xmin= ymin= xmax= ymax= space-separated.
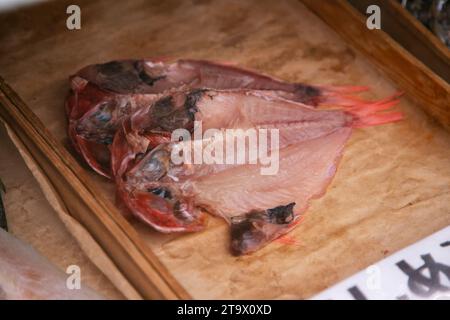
xmin=0 ymin=228 xmax=103 ymax=300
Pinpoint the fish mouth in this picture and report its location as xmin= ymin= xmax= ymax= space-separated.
xmin=230 ymin=202 xmax=298 ymax=256
xmin=121 ymin=184 xmax=206 ymax=233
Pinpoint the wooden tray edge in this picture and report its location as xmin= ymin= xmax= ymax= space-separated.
xmin=301 ymin=0 xmax=450 ymax=132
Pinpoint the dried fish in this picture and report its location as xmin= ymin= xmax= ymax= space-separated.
xmin=67 ymin=59 xmax=380 ymax=178
xmin=112 ymin=90 xmax=402 ymax=253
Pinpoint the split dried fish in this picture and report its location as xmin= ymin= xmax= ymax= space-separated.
xmin=111 ymin=89 xmax=402 ymax=254
xmin=67 ymin=59 xmax=379 ymax=178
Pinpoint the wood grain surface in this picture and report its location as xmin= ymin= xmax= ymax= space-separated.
xmin=0 ymin=0 xmax=449 ymax=299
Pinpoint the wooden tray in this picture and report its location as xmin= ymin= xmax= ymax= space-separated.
xmin=0 ymin=0 xmax=449 ymax=299
xmin=348 ymin=0 xmax=450 ymax=84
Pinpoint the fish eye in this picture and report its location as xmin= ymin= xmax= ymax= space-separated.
xmin=148 ymin=187 xmax=172 ymax=200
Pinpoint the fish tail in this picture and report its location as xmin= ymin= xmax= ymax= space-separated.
xmin=352 ymin=112 xmax=404 ymax=128
xmin=347 ymin=98 xmax=401 ymax=116
xmin=317 ymin=85 xmax=403 ymax=109
xmin=346 ymin=95 xmax=404 ymax=128
xmin=313 ymin=85 xmax=369 ymax=107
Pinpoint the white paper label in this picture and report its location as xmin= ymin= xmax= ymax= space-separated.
xmin=312 ymin=226 xmax=450 ymax=300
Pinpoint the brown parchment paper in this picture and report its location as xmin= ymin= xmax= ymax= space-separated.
xmin=0 ymin=0 xmax=449 ymax=299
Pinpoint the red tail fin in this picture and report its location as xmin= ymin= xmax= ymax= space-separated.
xmin=352 ymin=112 xmax=404 ymax=128
xmin=344 ymin=95 xmax=404 ymax=128
xmin=318 ymin=84 xmax=403 ymax=109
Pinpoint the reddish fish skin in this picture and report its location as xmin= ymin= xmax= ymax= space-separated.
xmin=66 ymin=79 xmax=113 ymax=153
xmin=66 ymin=78 xmax=119 ymax=176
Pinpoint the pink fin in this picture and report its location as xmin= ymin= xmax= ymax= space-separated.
xmin=345 ymin=96 xmax=404 ymax=128
xmin=318 ymin=87 xmax=403 ymax=109
xmin=353 ymin=112 xmax=404 ymax=128
xmin=348 ymin=98 xmax=401 ymax=116
xmin=275 ymin=235 xmax=301 ymax=246
xmin=274 ymin=216 xmax=305 ymax=246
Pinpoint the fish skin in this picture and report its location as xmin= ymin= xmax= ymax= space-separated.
xmin=0 ymin=228 xmax=103 ymax=300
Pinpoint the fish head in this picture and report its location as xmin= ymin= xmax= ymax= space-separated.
xmin=76 ymin=100 xmax=120 ymax=145
xmin=122 ymin=182 xmax=205 ymax=233
xmin=76 ymin=60 xmax=167 ymax=93
xmin=131 ymin=89 xmax=205 ymax=134
xmin=121 ymin=143 xmax=206 ymax=232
